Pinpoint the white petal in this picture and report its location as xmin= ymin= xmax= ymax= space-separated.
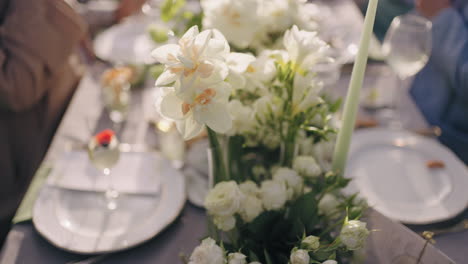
xmin=151 ymin=44 xmax=180 ymax=64
xmin=176 ymin=114 xmax=205 ymax=139
xmin=227 ymin=52 xmax=256 ymax=73
xmin=194 ymin=102 xmax=232 ymax=133
xmin=181 ymin=26 xmax=199 ymax=41
xmin=226 ymin=70 xmax=246 ymax=89
xmin=160 ymin=91 xmax=185 ymax=120
xmin=155 ymin=70 xmax=178 ymax=86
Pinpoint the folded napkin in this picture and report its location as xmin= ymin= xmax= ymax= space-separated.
xmin=12 ymin=165 xmax=52 ymax=224
xmin=47 ymin=151 xmax=161 ymax=194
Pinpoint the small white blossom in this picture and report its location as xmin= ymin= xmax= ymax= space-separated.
xmin=228 ymin=252 xmax=247 ymax=264
xmin=213 ymin=214 xmax=236 ymax=231
xmin=312 ymin=139 xmax=336 ymax=172
xmin=302 ymin=235 xmax=320 ymax=251
xmin=340 ymin=220 xmax=369 ymax=250
xmin=227 ymin=100 xmax=256 ymax=136
xmin=290 ymin=249 xmax=310 ymax=264
xmin=205 ymin=181 xmax=244 ymax=216
xmin=189 ymin=238 xmax=225 ymax=264
xmin=273 ymin=167 xmax=303 ymax=199
xmin=260 ymin=180 xmax=288 ymax=210
xmin=240 ymin=195 xmax=264 ymax=222
xmin=293 ymin=156 xmax=322 ymax=178
xmin=318 ymin=193 xmax=340 ymax=218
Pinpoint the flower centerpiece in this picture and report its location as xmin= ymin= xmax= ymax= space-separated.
xmin=152 ymin=23 xmax=369 ymax=264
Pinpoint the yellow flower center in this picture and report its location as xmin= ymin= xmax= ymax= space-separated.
xmin=181 ymin=88 xmax=217 ymax=115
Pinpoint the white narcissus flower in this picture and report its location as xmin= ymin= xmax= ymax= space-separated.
xmin=290 ymin=249 xmax=310 ymax=264
xmin=213 ymin=215 xmax=236 ymax=231
xmin=227 ymin=100 xmax=255 ymax=136
xmin=189 ymin=237 xmax=225 ymax=264
xmin=201 ymin=0 xmax=261 ymax=49
xmin=243 ymin=50 xmax=278 ymax=92
xmin=239 ymin=180 xmax=260 ymax=197
xmin=322 ymin=260 xmax=338 ymax=264
xmin=226 ymin=52 xmax=256 ymax=90
xmin=283 ymin=25 xmax=329 ymax=70
xmin=272 ymin=167 xmax=303 ymax=199
xmin=340 ymin=220 xmax=370 ymax=250
xmin=240 ymin=195 xmax=264 ymax=222
xmin=292 ymin=73 xmax=324 ymax=114
xmin=293 ymin=156 xmax=322 ymax=178
xmin=260 ymin=180 xmax=288 ymax=210
xmin=294 ymin=3 xmax=320 ymax=32
xmin=205 ymin=181 xmax=244 ymax=216
xmin=318 ymin=193 xmax=340 ymax=218
xmin=152 ymin=26 xmax=229 ymax=90
xmin=228 ymin=252 xmax=247 ymax=264
xmin=159 ymin=80 xmax=232 ymax=139
xmin=302 ymin=235 xmax=320 ymax=250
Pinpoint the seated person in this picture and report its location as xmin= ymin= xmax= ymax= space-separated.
xmin=410 ymin=0 xmax=468 ymax=164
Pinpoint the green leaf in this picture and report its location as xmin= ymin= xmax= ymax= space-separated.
xmin=288 ymin=192 xmax=319 ymax=233
xmin=160 ymin=0 xmax=186 ymax=22
xmin=329 ymin=98 xmax=342 ymax=113
xmin=264 ymin=249 xmax=274 ymax=264
xmin=247 ymin=211 xmax=282 ymax=240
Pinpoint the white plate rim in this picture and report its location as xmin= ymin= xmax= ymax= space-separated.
xmin=344 ymin=128 xmax=468 ymax=225
xmin=32 ymin=151 xmax=186 ymax=254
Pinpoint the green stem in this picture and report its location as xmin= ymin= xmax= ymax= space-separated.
xmin=207 ymin=127 xmax=228 ymax=183
xmin=319 ymin=217 xmax=346 ymax=238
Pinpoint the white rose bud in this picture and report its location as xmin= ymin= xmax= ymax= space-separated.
xmin=260 ymin=180 xmax=288 ymax=210
xmin=228 ymin=252 xmax=247 ymax=264
xmin=240 ymin=195 xmax=264 ymax=222
xmin=301 ymin=235 xmax=320 ymax=250
xmin=290 ymin=249 xmax=310 ymax=264
xmin=213 ymin=215 xmax=236 ymax=231
xmin=205 ymin=181 xmax=244 ymax=216
xmin=293 ymin=156 xmax=321 ymax=178
xmin=189 ymin=238 xmax=225 ymax=264
xmin=239 ymin=180 xmax=260 ymax=197
xmin=273 ymin=167 xmax=304 ymax=199
xmin=322 ymin=260 xmax=338 ymax=264
xmin=340 ymin=220 xmax=370 ymax=250
xmin=318 ymin=193 xmax=340 ymax=218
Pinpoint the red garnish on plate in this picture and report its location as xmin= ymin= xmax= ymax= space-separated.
xmin=95 ymin=129 xmax=115 ymax=146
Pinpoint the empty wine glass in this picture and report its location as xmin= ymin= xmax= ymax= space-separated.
xmin=88 ymin=129 xmax=121 ymax=210
xmin=381 ymin=14 xmax=432 ymax=128
xmin=101 ymin=67 xmax=132 ymax=129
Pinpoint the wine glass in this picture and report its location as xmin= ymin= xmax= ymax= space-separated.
xmin=88 ymin=129 xmax=121 ymax=210
xmin=381 ymin=14 xmax=432 ymax=128
xmin=101 ymin=68 xmax=132 ymax=129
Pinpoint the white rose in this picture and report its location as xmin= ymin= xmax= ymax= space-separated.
xmin=312 ymin=138 xmax=336 ymax=172
xmin=240 ymin=195 xmax=264 ymax=222
xmin=260 ymin=180 xmax=288 ymax=210
xmin=273 ymin=167 xmax=303 ymax=199
xmin=290 ymin=249 xmax=310 ymax=264
xmin=293 ymin=156 xmax=321 ymax=178
xmin=228 ymin=252 xmax=247 ymax=264
xmin=322 ymin=260 xmax=338 ymax=264
xmin=318 ymin=193 xmax=340 ymax=218
xmin=213 ymin=214 xmax=236 ymax=231
xmin=189 ymin=238 xmax=225 ymax=264
xmin=239 ymin=180 xmax=260 ymax=197
xmin=301 ymin=235 xmax=320 ymax=250
xmin=340 ymin=220 xmax=369 ymax=250
xmin=205 ymin=181 xmax=244 ymax=216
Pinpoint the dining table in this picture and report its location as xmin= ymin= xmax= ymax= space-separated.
xmin=1 ymin=0 xmax=468 ymax=263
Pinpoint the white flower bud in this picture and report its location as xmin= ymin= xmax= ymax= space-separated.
xmin=340 ymin=220 xmax=369 ymax=250
xmin=318 ymin=193 xmax=340 ymax=218
xmin=301 ymin=235 xmax=320 ymax=250
xmin=293 ymin=156 xmax=321 ymax=178
xmin=273 ymin=167 xmax=304 ymax=199
xmin=228 ymin=252 xmax=247 ymax=264
xmin=290 ymin=249 xmax=310 ymax=264
xmin=189 ymin=238 xmax=225 ymax=264
xmin=213 ymin=215 xmax=236 ymax=231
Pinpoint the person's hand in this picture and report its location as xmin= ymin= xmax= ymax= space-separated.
xmin=416 ymin=0 xmax=451 ymax=18
xmin=115 ymin=0 xmax=146 ymax=22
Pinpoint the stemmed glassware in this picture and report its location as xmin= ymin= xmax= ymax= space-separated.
xmin=88 ymin=129 xmax=121 ymax=210
xmin=380 ymin=13 xmax=432 ymax=128
xmin=101 ymin=67 xmax=132 ymax=130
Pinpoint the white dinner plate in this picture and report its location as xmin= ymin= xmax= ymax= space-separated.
xmin=33 ymin=151 xmax=186 ymax=254
xmin=344 ymin=128 xmax=468 ymax=224
xmin=94 ymin=16 xmax=159 ymax=65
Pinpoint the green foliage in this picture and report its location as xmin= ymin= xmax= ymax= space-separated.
xmin=161 ymin=0 xmax=186 ymax=22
